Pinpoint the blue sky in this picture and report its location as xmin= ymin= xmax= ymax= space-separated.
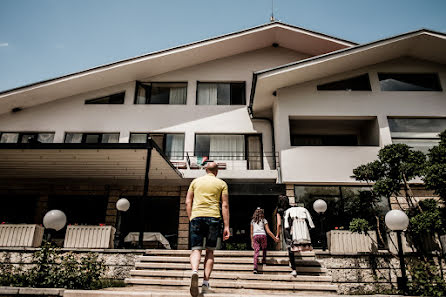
xmin=1 ymin=0 xmax=446 ymax=92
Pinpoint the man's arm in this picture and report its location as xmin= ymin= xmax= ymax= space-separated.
xmin=186 ymin=190 xmax=194 ymax=220
xmin=221 ymin=193 xmax=230 ymax=240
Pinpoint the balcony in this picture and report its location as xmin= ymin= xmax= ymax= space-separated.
xmin=168 ymin=152 xmax=279 ymax=180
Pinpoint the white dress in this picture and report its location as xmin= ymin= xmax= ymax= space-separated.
xmin=284 ymin=207 xmax=315 ymax=244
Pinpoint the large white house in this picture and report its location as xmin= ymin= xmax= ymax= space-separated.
xmin=0 ymin=22 xmax=445 ymax=250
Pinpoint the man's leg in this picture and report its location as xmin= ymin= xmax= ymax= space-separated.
xmin=190 ymin=249 xmax=202 ymax=272
xmin=189 ymin=218 xmax=204 ymax=297
xmin=203 ymin=249 xmax=214 ymax=281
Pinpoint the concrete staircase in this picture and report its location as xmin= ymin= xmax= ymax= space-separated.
xmin=123 ymin=249 xmax=338 ymax=296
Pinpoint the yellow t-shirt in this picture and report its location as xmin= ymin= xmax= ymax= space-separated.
xmin=188 ymin=173 xmax=228 ymax=220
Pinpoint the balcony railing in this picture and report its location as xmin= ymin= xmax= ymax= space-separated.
xmin=166 ymin=152 xmax=278 ymax=171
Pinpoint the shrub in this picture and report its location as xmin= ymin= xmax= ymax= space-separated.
xmin=0 ymin=242 xmax=106 ymax=289
xmin=407 ymin=259 xmax=446 ymax=297
xmin=349 ymin=218 xmax=371 ymax=234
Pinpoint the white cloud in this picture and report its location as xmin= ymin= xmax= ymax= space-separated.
xmin=0 ymin=43 xmax=9 ymax=47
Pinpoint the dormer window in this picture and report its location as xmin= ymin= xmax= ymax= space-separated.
xmin=378 ymin=73 xmax=442 ymax=91
xmin=317 ymin=74 xmax=371 ymax=91
xmin=135 ymin=82 xmax=187 ymax=104
xmin=85 ymin=92 xmax=125 ymax=104
xmin=197 ymin=82 xmax=245 ymax=105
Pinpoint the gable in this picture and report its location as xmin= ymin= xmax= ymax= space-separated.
xmin=0 ymin=22 xmax=354 ymax=115
xmin=251 ymin=30 xmax=446 ymax=117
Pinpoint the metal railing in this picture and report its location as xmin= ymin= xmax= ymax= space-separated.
xmin=166 ymin=151 xmax=278 ymax=170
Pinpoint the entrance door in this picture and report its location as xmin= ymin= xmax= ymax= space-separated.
xmin=222 ymin=195 xmax=277 ymax=250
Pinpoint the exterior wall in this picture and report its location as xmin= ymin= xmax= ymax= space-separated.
xmin=0 ymin=47 xmax=307 ymax=168
xmin=276 ymin=57 xmax=446 ymax=183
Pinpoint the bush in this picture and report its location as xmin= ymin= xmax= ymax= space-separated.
xmin=407 ymin=259 xmax=446 ymax=297
xmin=0 ymin=241 xmax=106 ymax=289
xmin=349 ymin=218 xmax=371 ymax=234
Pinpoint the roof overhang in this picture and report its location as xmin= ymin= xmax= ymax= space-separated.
xmin=0 ymin=143 xmax=183 ymax=181
xmin=250 ymin=30 xmax=446 ymax=117
xmin=0 ymin=22 xmax=354 ymax=115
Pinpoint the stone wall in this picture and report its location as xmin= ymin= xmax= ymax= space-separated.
xmin=2 ymin=248 xmax=445 ymax=294
xmin=0 ymin=248 xmax=144 ymax=280
xmin=319 ymin=252 xmax=446 ymax=295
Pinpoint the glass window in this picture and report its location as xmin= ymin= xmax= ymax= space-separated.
xmin=37 ymin=133 xmax=55 ymax=143
xmin=84 ymin=134 xmax=101 ymax=143
xmin=294 ymin=185 xmax=389 ymax=248
xmin=135 ymin=82 xmax=187 ymax=104
xmin=246 ymin=135 xmax=263 ymax=170
xmin=197 ymin=82 xmax=245 ymax=105
xmin=317 ymin=74 xmax=371 ymax=91
xmin=0 ymin=132 xmax=54 ymax=143
xmin=0 ymin=133 xmax=19 ymax=143
xmin=195 ymin=134 xmax=245 ymax=160
xmin=165 ymin=134 xmax=184 ymax=160
xmin=64 ymin=133 xmax=119 ymax=143
xmin=378 ymin=73 xmax=442 ymax=91
xmin=65 ymin=133 xmax=82 ymax=143
xmin=129 ymin=133 xmax=184 ymax=160
xmin=388 ymin=118 xmax=446 ymax=153
xmin=101 ymin=133 xmax=119 ymax=143
xmin=130 ymin=133 xmax=148 ymax=143
xmin=85 ymin=92 xmax=125 ymax=104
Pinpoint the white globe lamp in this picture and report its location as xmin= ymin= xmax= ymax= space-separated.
xmin=114 ymin=198 xmax=130 ymax=248
xmin=43 ymin=210 xmax=67 ymax=231
xmin=385 ymin=209 xmax=409 ymax=294
xmin=313 ymin=199 xmax=327 ymax=214
xmin=116 ymin=198 xmax=130 ymax=212
xmin=385 ymin=210 xmax=409 ymax=231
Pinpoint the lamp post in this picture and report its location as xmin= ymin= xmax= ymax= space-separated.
xmin=114 ymin=198 xmax=130 ymax=248
xmin=385 ymin=209 xmax=409 ymax=295
xmin=313 ymin=199 xmax=328 ymax=251
xmin=42 ymin=210 xmax=67 ymax=243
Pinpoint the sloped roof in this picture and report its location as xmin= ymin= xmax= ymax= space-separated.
xmin=0 ymin=22 xmax=354 ymax=114
xmin=249 ymin=29 xmax=446 ymax=117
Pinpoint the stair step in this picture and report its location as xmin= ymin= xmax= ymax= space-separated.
xmin=124 ymin=278 xmax=338 ymax=292
xmin=144 ymin=249 xmax=315 ymax=258
xmin=136 ymin=256 xmax=321 ymax=266
xmin=128 ymin=270 xmax=333 ymax=282
xmin=135 ymin=262 xmax=326 ymax=274
xmin=65 ymin=288 xmax=337 ymax=296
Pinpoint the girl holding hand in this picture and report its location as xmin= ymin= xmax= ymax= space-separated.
xmin=250 ymin=207 xmax=278 ymax=274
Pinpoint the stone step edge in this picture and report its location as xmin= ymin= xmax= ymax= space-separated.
xmin=136 ymin=256 xmax=321 ymax=265
xmin=0 ymin=286 xmax=64 ymax=296
xmin=64 ymin=289 xmax=339 ymax=297
xmin=135 ymin=263 xmax=327 ymax=272
xmin=128 ymin=270 xmax=332 ymax=281
xmin=144 ymin=250 xmax=316 ymax=257
xmin=125 ymin=278 xmax=338 ymax=291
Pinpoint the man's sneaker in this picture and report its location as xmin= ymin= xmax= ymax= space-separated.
xmin=190 ymin=272 xmax=199 ymax=297
xmin=202 ymin=283 xmax=212 ymax=294
xmin=253 ymin=269 xmax=258 ymax=274
xmin=291 ymin=270 xmax=297 ymax=277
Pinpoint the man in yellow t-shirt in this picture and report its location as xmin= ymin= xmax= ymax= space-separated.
xmin=186 ymin=162 xmax=230 ymax=296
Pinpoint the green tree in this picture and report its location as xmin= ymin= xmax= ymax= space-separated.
xmin=424 ymin=130 xmax=446 ymax=203
xmin=349 ymin=134 xmax=446 ymax=296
